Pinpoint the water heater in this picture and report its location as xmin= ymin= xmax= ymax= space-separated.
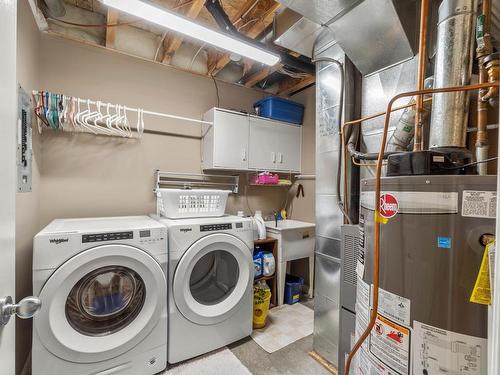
xmin=354 ymin=175 xmax=496 ymax=375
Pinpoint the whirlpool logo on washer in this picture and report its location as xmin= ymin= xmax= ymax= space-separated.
xmin=49 ymin=238 xmax=69 ymax=244
xmin=179 ymin=228 xmax=192 ymax=233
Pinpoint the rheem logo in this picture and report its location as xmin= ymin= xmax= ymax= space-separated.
xmin=379 ymin=193 xmax=399 ymax=219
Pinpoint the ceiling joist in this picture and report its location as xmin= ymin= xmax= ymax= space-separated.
xmin=244 ymin=63 xmax=283 ymax=87
xmin=278 ymin=75 xmax=315 ymax=96
xmin=208 ymin=2 xmax=280 ymax=76
xmin=162 ymin=0 xmax=206 ymax=64
xmin=105 ymin=9 xmax=119 ymax=48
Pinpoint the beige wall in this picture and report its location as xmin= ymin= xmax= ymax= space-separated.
xmin=37 ymin=34 xmax=315 ymax=226
xmin=16 ymin=1 xmax=41 ymax=373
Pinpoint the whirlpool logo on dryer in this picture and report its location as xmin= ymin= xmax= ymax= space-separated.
xmin=49 ymin=238 xmax=69 ymax=244
xmin=180 ymin=228 xmax=193 ymax=233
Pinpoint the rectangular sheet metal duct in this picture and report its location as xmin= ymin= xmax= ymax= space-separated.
xmin=277 ymin=0 xmax=417 ymax=75
xmin=274 ymin=8 xmax=334 ymax=58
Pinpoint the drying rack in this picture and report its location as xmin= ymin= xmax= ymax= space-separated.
xmin=154 ymin=171 xmax=239 ymax=193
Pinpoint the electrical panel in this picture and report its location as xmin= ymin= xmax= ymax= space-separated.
xmin=17 ymin=85 xmax=33 ymax=193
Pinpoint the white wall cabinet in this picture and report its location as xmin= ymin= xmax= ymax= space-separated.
xmin=202 ymin=108 xmax=249 ymax=171
xmin=248 ymin=117 xmax=301 ymax=173
xmin=202 ymin=108 xmax=301 ymax=173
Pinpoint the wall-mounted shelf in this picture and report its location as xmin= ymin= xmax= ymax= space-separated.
xmin=249 ymin=183 xmax=293 ymax=187
xmin=154 ymin=171 xmax=239 ymax=193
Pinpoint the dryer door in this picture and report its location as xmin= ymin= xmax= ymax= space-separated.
xmin=34 ymin=244 xmax=166 ymax=363
xmin=173 ymin=233 xmax=253 ymax=325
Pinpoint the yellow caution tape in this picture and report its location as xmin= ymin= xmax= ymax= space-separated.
xmin=374 ymin=211 xmax=389 ymax=224
xmin=470 ymin=241 xmax=494 ymax=305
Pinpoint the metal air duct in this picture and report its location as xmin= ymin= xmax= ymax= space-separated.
xmin=279 ymin=0 xmax=418 ymax=76
xmin=429 ymin=0 xmax=477 ymax=149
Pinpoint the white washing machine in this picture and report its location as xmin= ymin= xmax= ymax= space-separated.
xmin=32 ymin=216 xmax=168 ymax=375
xmin=152 ymin=215 xmax=254 ymax=364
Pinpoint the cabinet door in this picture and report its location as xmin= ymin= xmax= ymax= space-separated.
xmin=213 ymin=110 xmax=249 ymax=170
xmin=248 ymin=117 xmax=278 ymax=170
xmin=275 ymin=123 xmax=301 ymax=172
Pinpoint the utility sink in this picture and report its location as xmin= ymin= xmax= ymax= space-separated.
xmin=265 ymin=220 xmax=315 ymax=261
xmin=265 ymin=220 xmax=315 ymax=305
xmin=265 ymin=219 xmax=315 ymax=231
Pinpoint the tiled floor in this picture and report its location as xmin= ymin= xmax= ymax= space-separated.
xmin=228 ymin=299 xmax=330 ymax=375
xmin=229 ymin=334 xmax=331 ymax=375
xmin=165 ymin=299 xmax=331 ymax=375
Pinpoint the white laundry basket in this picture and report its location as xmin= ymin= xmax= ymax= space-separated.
xmin=156 ymin=188 xmax=230 ymax=218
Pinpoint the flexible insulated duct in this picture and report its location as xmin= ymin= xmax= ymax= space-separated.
xmin=429 ymin=0 xmax=477 ymax=149
xmin=387 ymin=77 xmax=434 ymax=152
xmin=41 ymin=0 xmax=66 ymax=17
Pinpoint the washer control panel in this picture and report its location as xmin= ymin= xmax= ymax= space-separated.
xmin=82 ymin=231 xmax=133 ymax=243
xmin=200 ymin=223 xmax=233 ymax=232
xmin=138 ymin=228 xmax=166 ymax=244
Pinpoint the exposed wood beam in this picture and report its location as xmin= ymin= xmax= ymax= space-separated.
xmin=105 ymin=9 xmax=119 ymax=48
xmin=232 ymin=0 xmax=259 ymax=25
xmin=162 ymin=0 xmax=206 ymax=64
xmin=208 ymin=2 xmax=280 ymax=76
xmin=244 ymin=63 xmax=283 ymax=87
xmin=278 ymin=75 xmax=315 ymax=96
xmin=244 ymin=3 xmax=280 ymax=39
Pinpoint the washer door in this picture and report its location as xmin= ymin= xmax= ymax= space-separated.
xmin=34 ymin=244 xmax=166 ymax=363
xmin=173 ymin=233 xmax=252 ymax=325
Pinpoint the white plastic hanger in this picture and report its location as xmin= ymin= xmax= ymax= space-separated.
xmin=136 ymin=108 xmax=145 ymax=138
xmin=76 ymin=99 xmax=97 ymax=134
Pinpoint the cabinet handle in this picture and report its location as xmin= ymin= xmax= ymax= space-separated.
xmin=241 ymin=149 xmax=247 ymax=161
xmin=278 ymin=152 xmax=283 ymax=163
xmin=271 ymin=151 xmax=276 ymax=163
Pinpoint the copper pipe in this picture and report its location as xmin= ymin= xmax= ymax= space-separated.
xmin=477 ymin=66 xmax=489 ymax=145
xmin=351 ymin=157 xmax=386 ymax=167
xmin=343 ymin=81 xmax=500 ymax=375
xmin=414 ymin=0 xmax=430 ymax=151
xmin=340 ymin=97 xmax=432 ymax=216
xmin=342 ymin=97 xmax=432 ymax=128
xmin=483 ymin=0 xmax=491 ymax=30
xmin=483 ymin=56 xmax=499 ymax=103
xmin=476 ymin=0 xmax=493 ymax=173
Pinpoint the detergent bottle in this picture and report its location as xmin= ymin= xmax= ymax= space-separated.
xmin=253 ymin=210 xmax=266 ymax=240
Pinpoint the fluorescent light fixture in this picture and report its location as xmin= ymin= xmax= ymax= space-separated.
xmin=102 ymin=0 xmax=281 ymax=66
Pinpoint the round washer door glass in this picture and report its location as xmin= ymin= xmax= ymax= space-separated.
xmin=66 ymin=266 xmax=146 ymax=336
xmin=189 ymin=250 xmax=239 ymax=306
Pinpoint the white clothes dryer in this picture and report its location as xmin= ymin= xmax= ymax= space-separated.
xmin=32 ymin=216 xmax=168 ymax=375
xmin=152 ymin=215 xmax=254 ymax=364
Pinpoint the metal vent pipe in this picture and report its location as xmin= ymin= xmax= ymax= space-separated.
xmin=429 ymin=0 xmax=477 ymax=149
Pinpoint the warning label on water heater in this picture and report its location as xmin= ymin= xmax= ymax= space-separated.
xmin=369 ymin=314 xmax=410 ymax=375
xmin=462 ymin=190 xmax=496 ymax=219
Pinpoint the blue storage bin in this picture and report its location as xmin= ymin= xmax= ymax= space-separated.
xmin=284 ymin=274 xmax=304 ymax=304
xmin=254 ymin=96 xmax=304 ymax=125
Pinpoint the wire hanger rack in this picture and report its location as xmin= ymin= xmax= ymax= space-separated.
xmin=32 ymin=90 xmax=213 ymax=139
